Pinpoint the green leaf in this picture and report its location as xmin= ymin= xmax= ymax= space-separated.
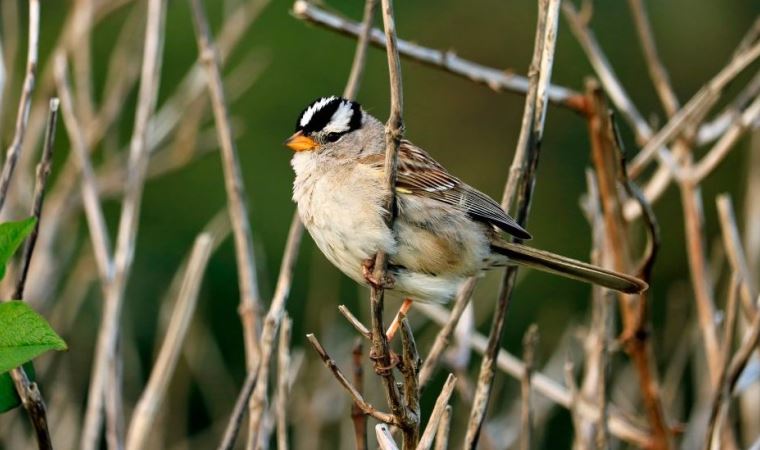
xmin=0 ymin=301 xmax=67 ymax=375
xmin=0 ymin=217 xmax=36 ymax=280
xmin=0 ymin=362 xmax=35 ymax=413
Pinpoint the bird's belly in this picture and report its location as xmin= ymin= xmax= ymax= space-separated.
xmin=298 ymin=176 xmax=395 ymax=284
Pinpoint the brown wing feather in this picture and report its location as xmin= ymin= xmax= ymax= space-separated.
xmin=359 ymin=140 xmax=532 ymax=240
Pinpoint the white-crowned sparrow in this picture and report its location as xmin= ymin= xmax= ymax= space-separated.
xmin=286 ymin=96 xmax=647 ymax=307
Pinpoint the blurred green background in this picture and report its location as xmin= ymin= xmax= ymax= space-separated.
xmin=3 ymin=0 xmax=759 ymax=448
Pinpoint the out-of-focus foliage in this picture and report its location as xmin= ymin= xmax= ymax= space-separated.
xmin=0 ymin=0 xmax=757 ymax=448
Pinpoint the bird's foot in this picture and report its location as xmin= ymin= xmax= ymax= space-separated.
xmin=362 ymin=258 xmax=395 ymax=290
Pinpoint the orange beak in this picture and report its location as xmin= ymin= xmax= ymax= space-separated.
xmin=284 ymin=131 xmax=317 ymax=152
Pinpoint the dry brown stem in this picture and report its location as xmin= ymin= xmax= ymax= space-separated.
xmin=584 ymin=80 xmax=671 ymax=449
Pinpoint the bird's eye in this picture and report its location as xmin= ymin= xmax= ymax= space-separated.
xmin=325 ymin=132 xmax=341 ymax=142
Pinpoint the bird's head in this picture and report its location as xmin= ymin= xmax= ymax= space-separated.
xmin=285 ymin=96 xmax=381 ymax=156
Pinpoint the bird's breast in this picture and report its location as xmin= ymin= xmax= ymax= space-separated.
xmin=293 ymin=163 xmax=395 ymax=283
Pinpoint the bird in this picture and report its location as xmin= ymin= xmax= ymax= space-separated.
xmin=285 ymin=96 xmax=647 ymax=336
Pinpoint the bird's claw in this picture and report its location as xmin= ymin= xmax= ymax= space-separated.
xmin=369 ymin=348 xmax=400 ymax=376
xmin=362 ymin=258 xmax=395 ymax=290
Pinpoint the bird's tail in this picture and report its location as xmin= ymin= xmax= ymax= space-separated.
xmin=490 ymin=239 xmax=648 ymax=294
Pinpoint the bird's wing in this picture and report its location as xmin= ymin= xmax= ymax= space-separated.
xmin=358 ymin=140 xmax=532 ymax=240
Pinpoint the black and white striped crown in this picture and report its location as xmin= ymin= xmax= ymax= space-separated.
xmin=295 ymin=96 xmax=362 ymax=136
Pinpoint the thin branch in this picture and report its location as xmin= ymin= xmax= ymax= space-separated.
xmin=276 ymin=315 xmax=292 ymax=450
xmin=188 ymin=0 xmax=264 ymax=377
xmin=338 ymin=305 xmax=371 ymax=339
xmin=93 ymin=0 xmax=168 ymax=449
xmin=717 ymin=195 xmax=758 ymax=315
xmin=628 ymin=40 xmax=760 ymax=177
xmin=305 ymin=334 xmax=400 ymax=426
xmin=691 ymin=94 xmax=760 ymax=184
xmin=584 ymin=81 xmax=670 ymax=448
xmin=416 ymin=374 xmax=456 ymax=450
xmin=249 ymin=0 xmax=377 ymax=442
xmin=465 ymin=0 xmax=560 ymax=446
xmin=217 ymin=367 xmax=261 ymax=450
xmin=53 ymin=54 xmax=113 ymax=288
xmin=8 ymin=96 xmax=58 ymax=450
xmin=626 ymin=0 xmax=680 ymax=117
xmin=418 ymin=303 xmax=652 ymax=448
xmin=9 ymin=372 xmax=52 ymax=450
xmin=248 ymin=212 xmax=304 ymax=445
xmin=376 ymin=424 xmax=401 ymax=450
xmin=696 ymin=71 xmax=760 ymax=146
xmin=125 ymin=233 xmax=213 ymax=450
xmin=350 ymin=339 xmax=367 ymax=450
xmin=520 ymin=325 xmax=539 ymax=450
xmin=419 ymin=277 xmax=477 ymax=388
xmin=562 ymin=1 xmax=683 ymax=183
xmin=705 ymin=294 xmax=760 ymax=446
xmin=433 ymin=405 xmax=452 ymax=450
xmin=0 ymin=0 xmax=39 ymax=214
xmin=364 ymin=0 xmax=417 ymax=441
xmin=13 ymin=98 xmax=59 ymax=300
xmin=399 ymin=317 xmax=421 ymax=448
xmin=291 ymin=0 xmax=585 ymax=112
xmin=342 ymin=0 xmax=377 ymax=100
xmin=85 ymin=2 xmax=167 ymax=448
xmin=563 ymin=360 xmax=584 ymax=449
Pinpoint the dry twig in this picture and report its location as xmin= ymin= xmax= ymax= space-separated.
xmin=520 ymin=325 xmax=539 ymax=450
xmin=291 ymin=0 xmax=585 ymax=112
xmin=306 ymin=334 xmax=400 ymax=426
xmin=584 ymin=81 xmax=670 ymax=448
xmin=418 ymin=303 xmax=651 ymax=447
xmin=8 ymin=96 xmax=58 ymax=450
xmin=188 ymin=0 xmax=264 ymax=376
xmin=350 ymin=339 xmax=367 ymax=450
xmin=465 ymin=0 xmax=560 ymax=446
xmin=416 ymin=374 xmax=456 ymax=450
xmin=0 ymin=0 xmax=39 ymax=214
xmin=125 ymin=233 xmax=213 ymax=450
xmin=83 ymin=1 xmax=167 ymax=447
xmin=276 ymin=315 xmax=292 ymax=450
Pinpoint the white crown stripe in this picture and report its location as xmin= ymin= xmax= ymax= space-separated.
xmin=299 ymin=96 xmax=337 ymax=127
xmin=323 ymin=101 xmax=354 ymax=134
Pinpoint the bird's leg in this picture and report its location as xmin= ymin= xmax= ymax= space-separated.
xmin=361 ymin=257 xmax=395 ymax=289
xmin=385 ymin=298 xmax=414 ymax=341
